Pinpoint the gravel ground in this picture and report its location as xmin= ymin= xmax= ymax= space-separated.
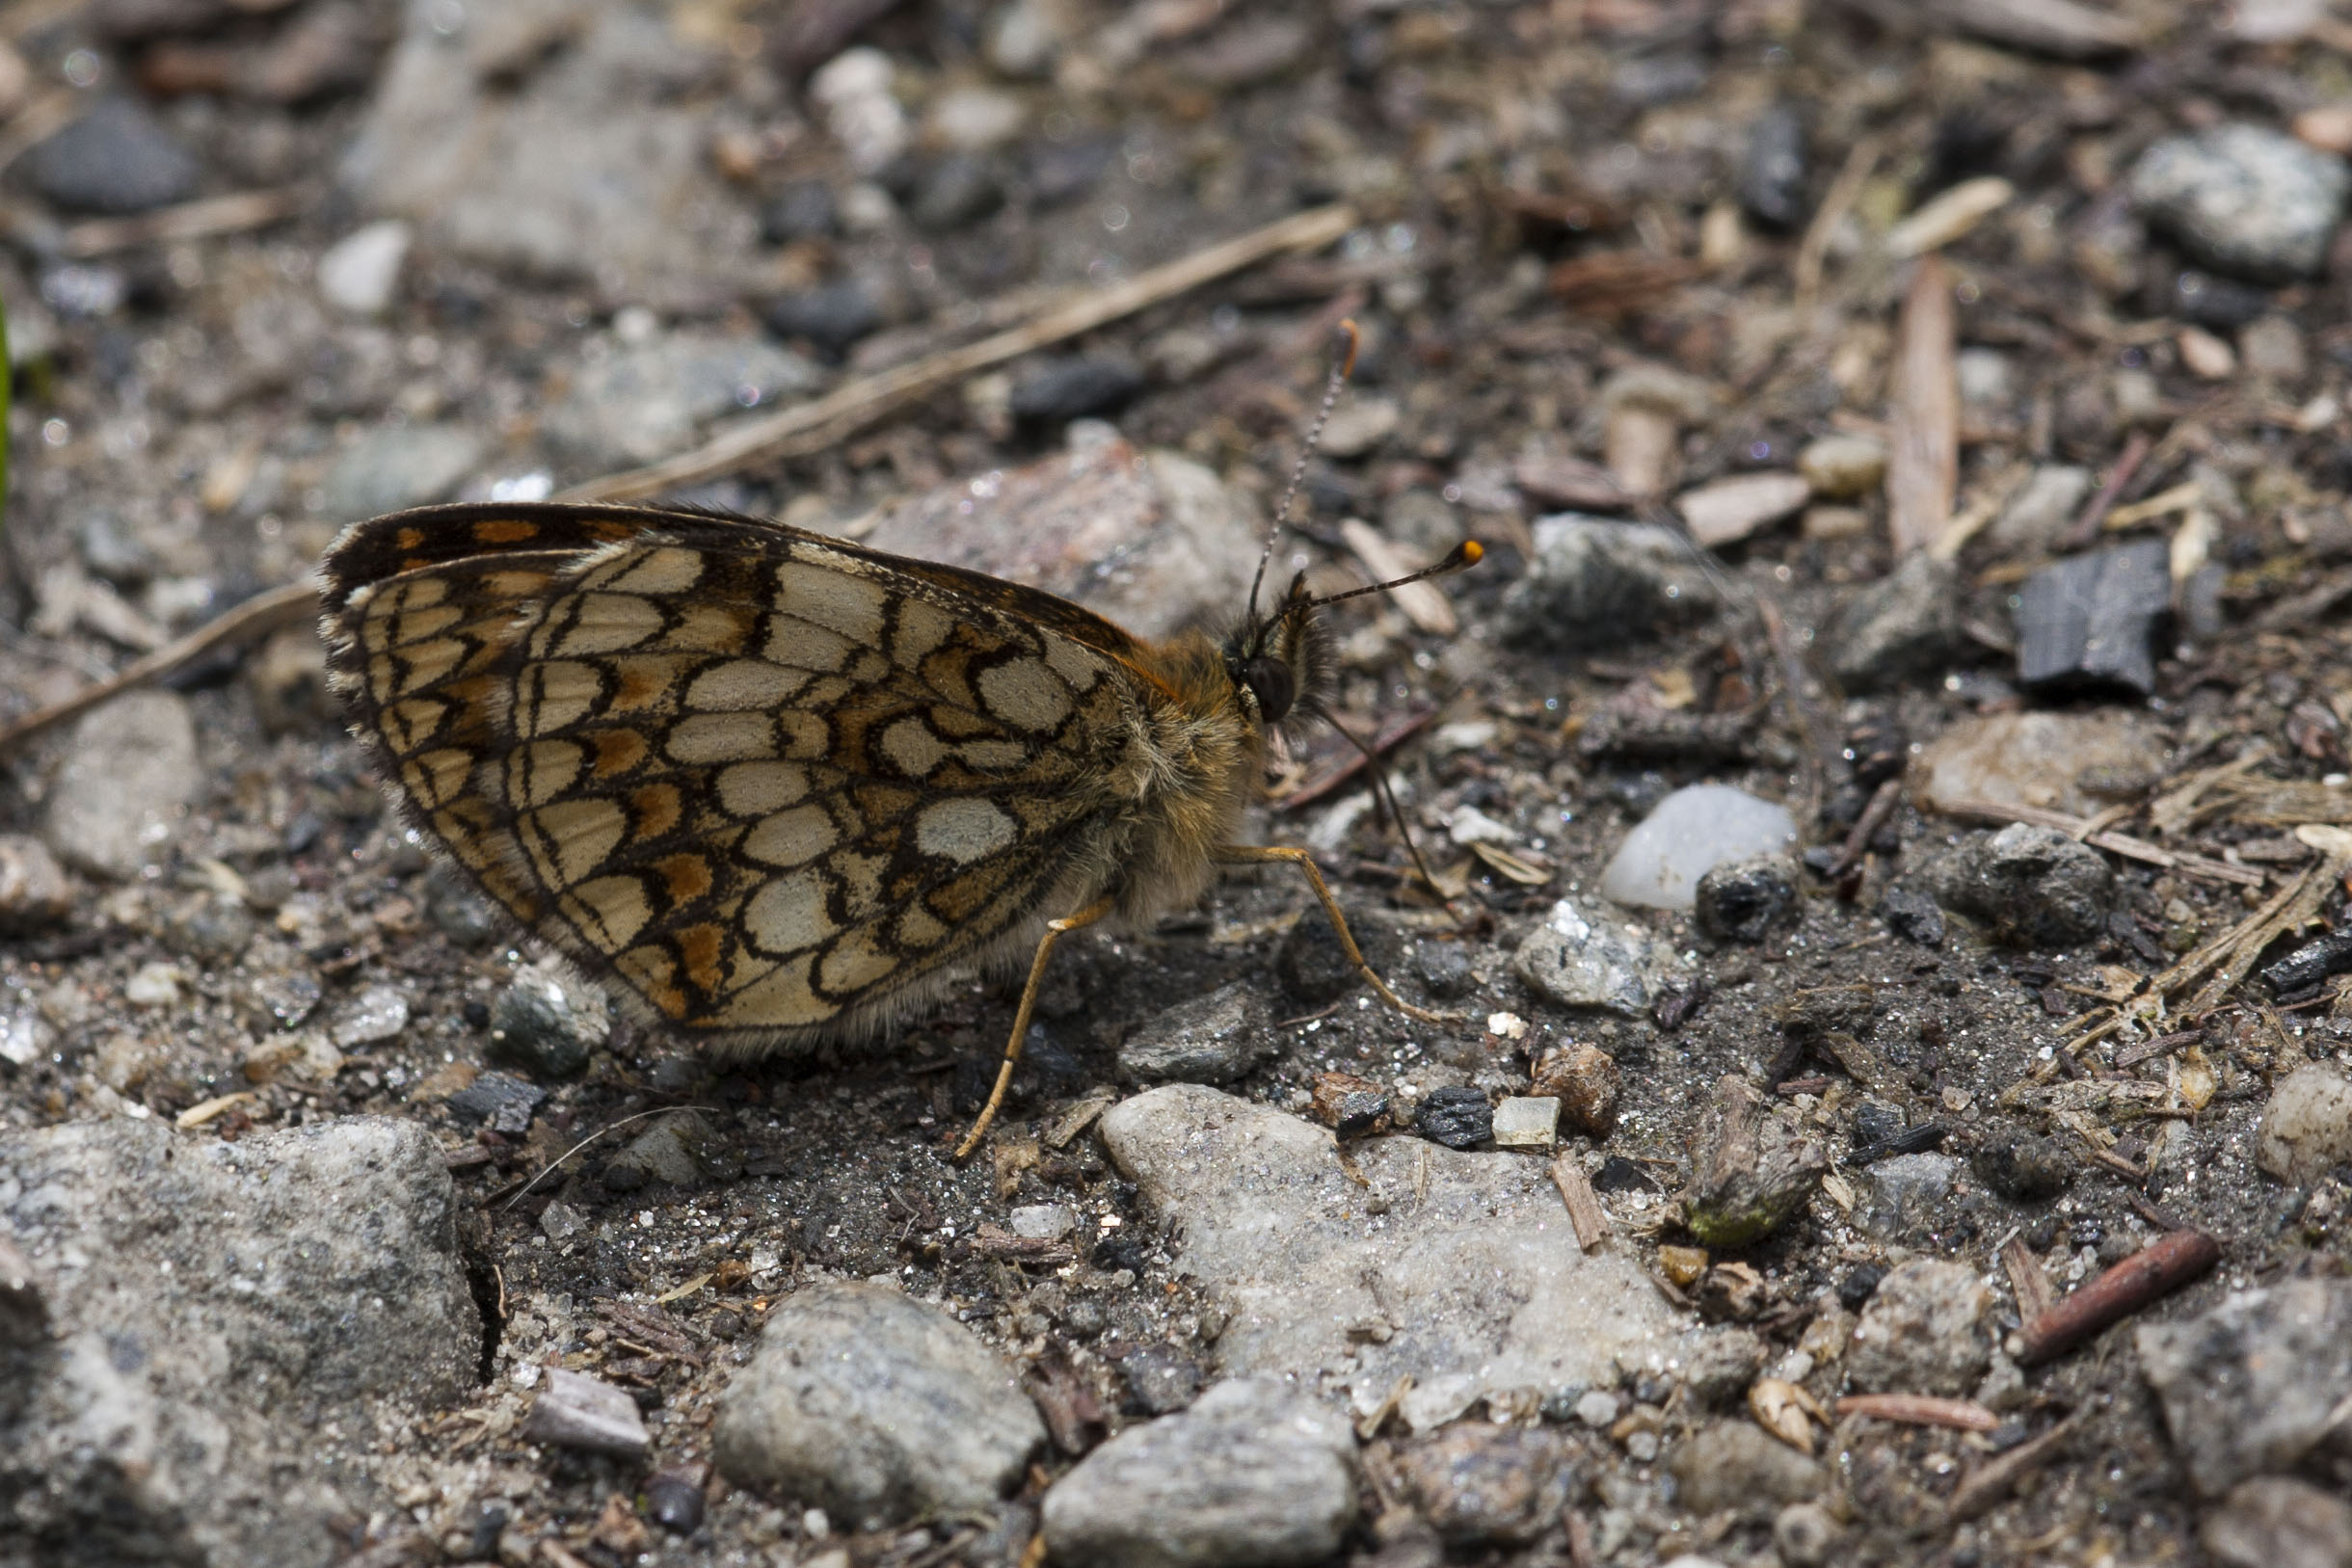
xmin=6 ymin=2 xmax=2352 ymax=1566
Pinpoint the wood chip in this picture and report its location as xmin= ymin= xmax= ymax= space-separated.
xmin=1945 ymin=1418 xmax=2077 ymax=1524
xmin=1888 ymin=254 xmax=1959 ymax=556
xmin=1886 ymin=175 xmax=2014 ymax=257
xmin=2001 ymin=1234 xmax=2058 ymax=1325
xmin=1549 ymin=1154 xmax=1610 ymax=1251
xmin=174 ymin=1091 xmax=255 ymax=1129
xmin=1339 ymin=518 xmax=1457 ymax=636
xmin=1355 ymin=1371 xmax=1414 ymax=1441
xmin=1045 ymin=1093 xmax=1114 ymax=1150
xmin=1675 ymin=471 xmax=1812 ymax=547
xmin=1835 ymin=1393 xmax=1999 ymax=1431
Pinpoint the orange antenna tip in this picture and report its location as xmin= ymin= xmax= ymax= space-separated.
xmin=1337 ymin=318 xmax=1361 ymax=379
xmin=1458 ymin=540 xmax=1483 ymax=565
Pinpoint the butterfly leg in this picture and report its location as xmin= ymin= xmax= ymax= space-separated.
xmin=1216 ymin=844 xmax=1461 ymax=1025
xmin=953 ymin=895 xmax=1117 ymax=1161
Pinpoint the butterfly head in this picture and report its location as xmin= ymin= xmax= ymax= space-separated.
xmin=1224 ymin=541 xmax=1482 ymax=734
xmin=1225 ymin=571 xmax=1330 ymax=734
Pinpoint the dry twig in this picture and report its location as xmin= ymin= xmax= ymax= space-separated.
xmin=1887 ymin=254 xmax=1959 ymax=556
xmin=565 ymin=202 xmax=1358 ymax=503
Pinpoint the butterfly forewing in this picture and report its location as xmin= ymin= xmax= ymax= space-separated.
xmin=321 ymin=504 xmax=1146 ymax=1048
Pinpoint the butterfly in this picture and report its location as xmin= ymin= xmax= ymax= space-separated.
xmin=317 ymin=365 xmax=1476 ymax=1158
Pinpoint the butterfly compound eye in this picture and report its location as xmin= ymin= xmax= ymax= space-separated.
xmin=1243 ymin=656 xmax=1296 ymax=724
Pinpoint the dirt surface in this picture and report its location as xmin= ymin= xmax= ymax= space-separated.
xmin=4 ymin=0 xmax=2352 ymax=1564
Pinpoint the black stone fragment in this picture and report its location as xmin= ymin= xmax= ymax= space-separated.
xmin=1882 ymin=886 xmax=1946 ymax=946
xmin=1414 ymin=943 xmax=1473 ymax=998
xmin=1416 ymin=1085 xmax=1493 ymax=1149
xmin=1092 ymin=1234 xmax=1148 ymax=1273
xmin=2172 ymin=270 xmax=2271 ymax=330
xmin=1694 ymin=854 xmax=1800 ymax=944
xmin=645 ymin=1469 xmax=707 ymax=1534
xmin=1592 ymin=1156 xmax=1659 ymax=1192
xmin=1333 ymin=1091 xmax=1390 ymax=1139
xmin=764 ymin=280 xmax=882 ymax=359
xmin=2260 ymin=930 xmax=2352 ymax=996
xmin=1837 ymin=1264 xmax=1887 ymax=1312
xmin=1010 ymin=356 xmax=1145 ymax=423
xmin=1845 ymin=1123 xmax=1950 ymax=1166
xmin=1652 ymin=980 xmax=1709 ymax=1030
xmin=444 ymin=1071 xmax=548 ymax=1135
xmin=1276 ymin=905 xmax=1401 ymax=1005
xmin=909 ymin=152 xmax=1004 ymax=230
xmin=1739 ymin=103 xmax=1809 ymax=229
xmin=2014 ymin=540 xmax=2172 ymax=696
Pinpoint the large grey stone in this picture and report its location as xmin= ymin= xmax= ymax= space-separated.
xmin=2137 ymin=1278 xmax=2352 ymax=1497
xmin=1098 ymin=1086 xmax=1683 ymax=1414
xmin=1041 ymin=1378 xmax=1356 ymax=1568
xmin=0 ymin=1117 xmax=480 ymax=1567
xmin=713 ymin=1280 xmax=1044 ymax=1528
xmin=41 ymin=690 xmax=198 ymax=880
xmin=859 ymin=431 xmax=1261 ymax=642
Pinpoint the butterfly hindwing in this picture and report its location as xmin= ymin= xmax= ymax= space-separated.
xmin=321 ymin=504 xmax=1145 ymax=1045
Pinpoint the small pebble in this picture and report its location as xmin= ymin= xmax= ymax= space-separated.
xmin=1599 ymin=785 xmax=1795 ymax=913
xmin=1114 ymin=1342 xmax=1203 ymax=1415
xmin=715 ymin=1281 xmax=1044 ymax=1525
xmin=1848 ymin=1260 xmax=1991 ymax=1396
xmin=523 ymin=1368 xmax=650 ymax=1460
xmin=1738 ymin=102 xmax=1808 ymax=229
xmin=1117 ymin=982 xmax=1268 ymax=1086
xmin=1796 ymin=434 xmax=1887 ymax=500
xmin=761 ymin=180 xmax=839 ymax=243
xmin=489 ymin=959 xmax=610 ymax=1078
xmin=1828 ymin=552 xmax=1961 ymax=694
xmin=765 ymin=280 xmax=883 ymax=359
xmin=1931 ymin=824 xmax=2113 ymax=949
xmin=1693 ymin=853 xmax=1800 ymax=944
xmin=27 ymin=98 xmax=200 ymax=214
xmin=316 ymin=220 xmax=412 ymax=317
xmin=0 ymin=836 xmax=71 ymax=931
xmin=1531 ymin=1043 xmax=1619 ymax=1138
xmin=1009 ymin=356 xmax=1145 ymax=423
xmin=1490 ymin=1097 xmax=1560 ymax=1150
xmin=909 ymin=151 xmax=1005 ymax=230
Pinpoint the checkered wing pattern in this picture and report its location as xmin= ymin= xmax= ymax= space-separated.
xmin=319 ymin=503 xmax=1147 ymax=1045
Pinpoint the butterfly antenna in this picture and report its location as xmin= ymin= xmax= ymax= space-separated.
xmin=1290 ymin=540 xmax=1484 ymax=621
xmin=1250 ymin=318 xmax=1362 ymax=623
